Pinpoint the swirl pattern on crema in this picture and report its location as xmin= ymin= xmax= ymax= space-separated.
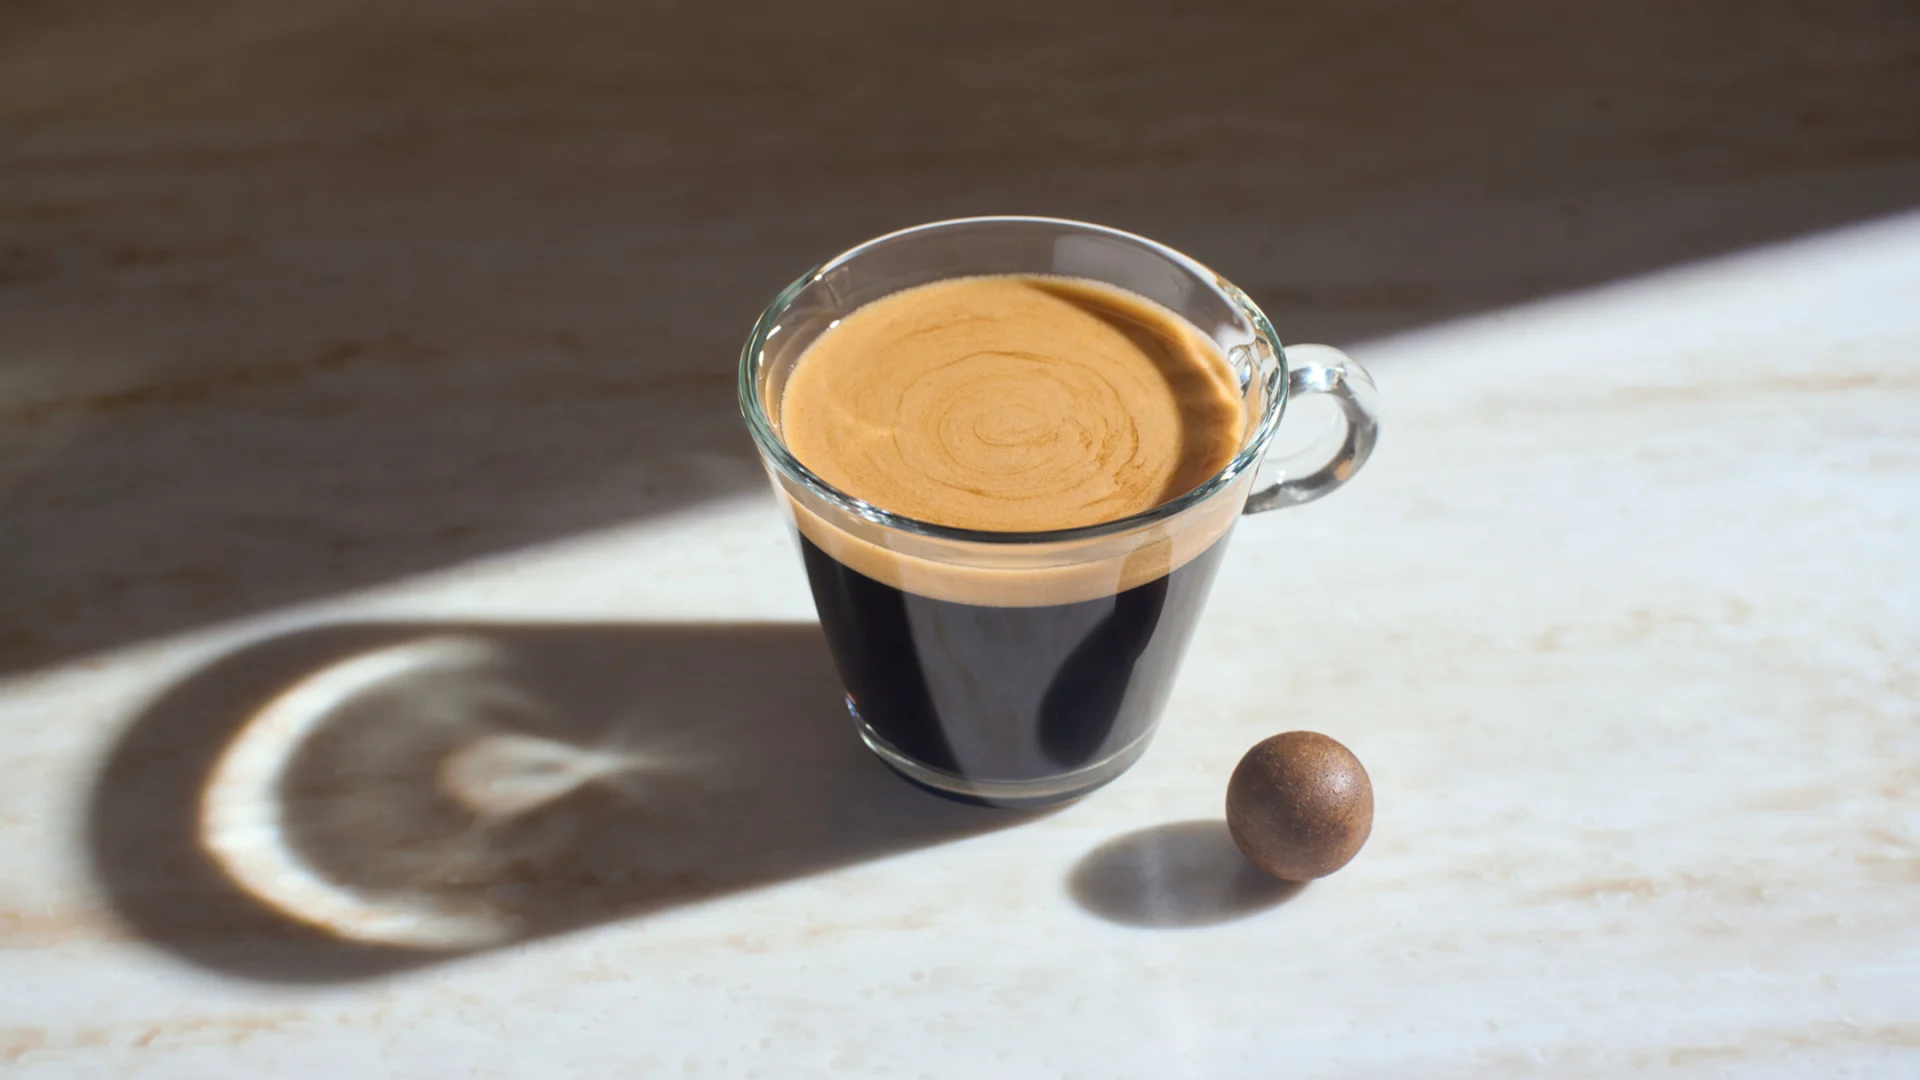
xmin=781 ymin=275 xmax=1248 ymax=534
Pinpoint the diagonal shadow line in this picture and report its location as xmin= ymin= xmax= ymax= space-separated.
xmin=3 ymin=1 xmax=1918 ymax=678
xmin=87 ymin=620 xmax=1045 ymax=983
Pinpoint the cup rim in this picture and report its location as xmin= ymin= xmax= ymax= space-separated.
xmin=737 ymin=215 xmax=1290 ymax=545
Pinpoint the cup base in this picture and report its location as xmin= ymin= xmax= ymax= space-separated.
xmin=851 ymin=696 xmax=1155 ymax=809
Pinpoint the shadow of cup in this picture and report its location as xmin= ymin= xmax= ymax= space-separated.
xmin=1069 ymin=820 xmax=1302 ymax=928
xmin=87 ymin=621 xmax=1035 ymax=982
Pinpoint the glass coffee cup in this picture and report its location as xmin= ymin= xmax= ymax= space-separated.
xmin=740 ymin=217 xmax=1379 ymax=807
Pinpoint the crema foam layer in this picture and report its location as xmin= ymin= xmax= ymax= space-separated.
xmin=780 ymin=274 xmax=1247 ymax=533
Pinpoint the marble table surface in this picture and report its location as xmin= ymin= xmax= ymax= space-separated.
xmin=3 ymin=3 xmax=1918 ymax=1076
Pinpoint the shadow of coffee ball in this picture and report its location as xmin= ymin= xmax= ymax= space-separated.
xmin=1069 ymin=819 xmax=1303 ymax=928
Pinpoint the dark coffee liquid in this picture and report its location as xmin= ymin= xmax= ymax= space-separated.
xmin=778 ymin=274 xmax=1248 ymax=804
xmin=800 ymin=533 xmax=1230 ymax=799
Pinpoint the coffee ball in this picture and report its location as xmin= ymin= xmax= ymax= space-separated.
xmin=1226 ymin=731 xmax=1372 ymax=881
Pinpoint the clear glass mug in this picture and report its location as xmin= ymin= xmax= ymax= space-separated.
xmin=740 ymin=217 xmax=1380 ymax=807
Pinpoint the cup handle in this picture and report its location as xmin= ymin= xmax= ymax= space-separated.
xmin=1243 ymin=344 xmax=1381 ymax=514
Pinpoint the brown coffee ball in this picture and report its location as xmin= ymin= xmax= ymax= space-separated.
xmin=1226 ymin=731 xmax=1373 ymax=881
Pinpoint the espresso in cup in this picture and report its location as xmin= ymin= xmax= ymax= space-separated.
xmin=742 ymin=217 xmax=1379 ymax=806
xmin=776 ymin=275 xmax=1246 ymax=799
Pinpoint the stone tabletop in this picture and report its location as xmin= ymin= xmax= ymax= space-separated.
xmin=3 ymin=3 xmax=1917 ymax=1076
